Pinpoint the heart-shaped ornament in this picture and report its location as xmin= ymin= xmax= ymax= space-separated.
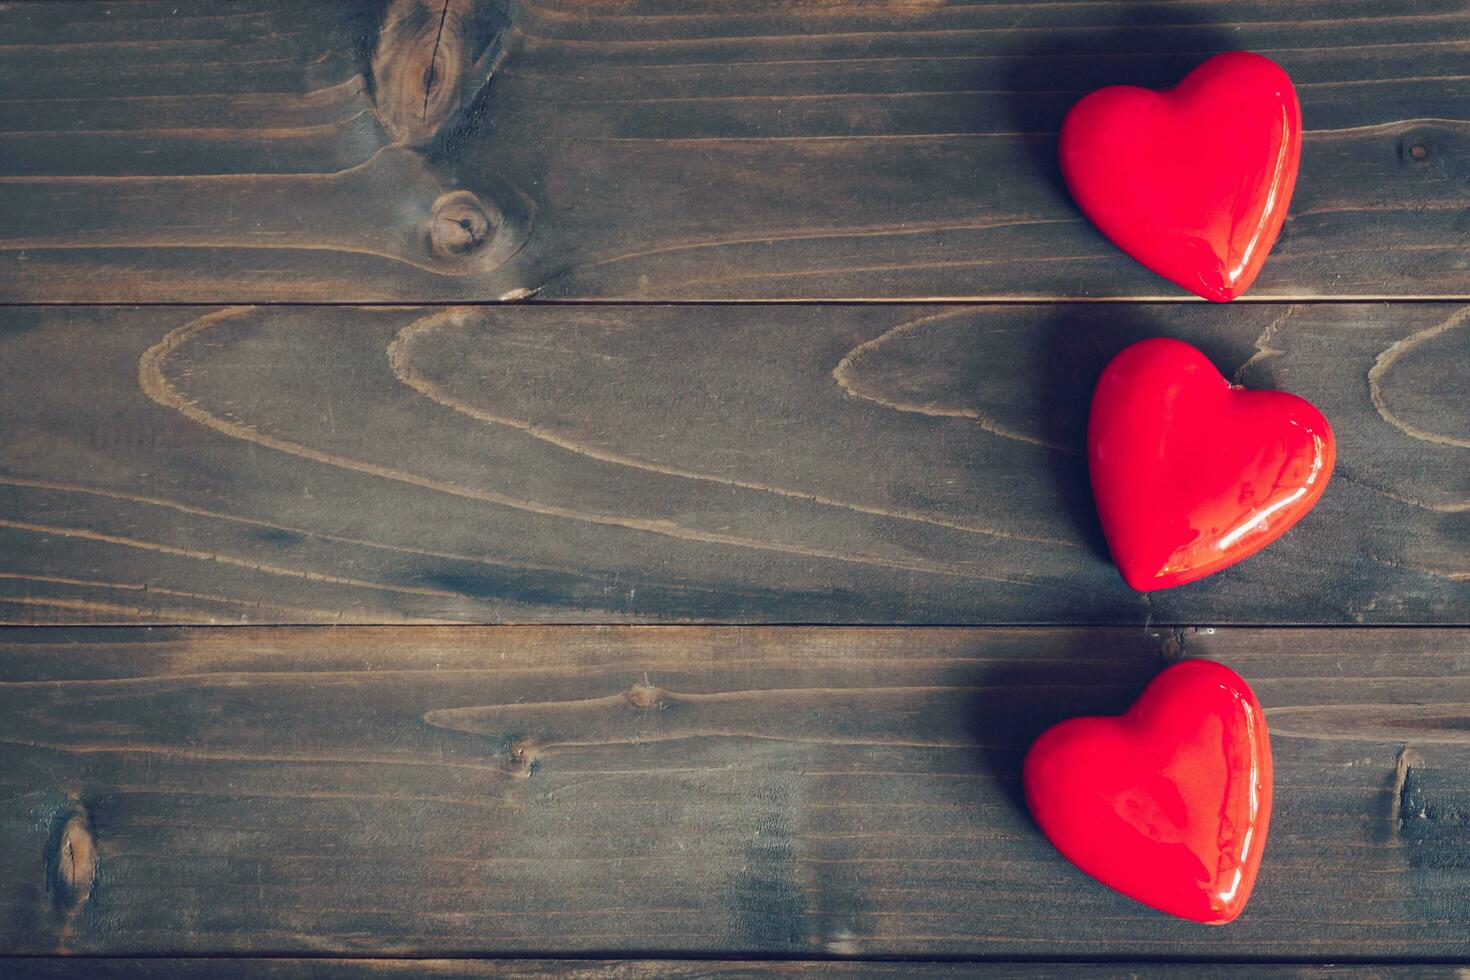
xmin=1024 ymin=659 xmax=1272 ymax=924
xmin=1059 ymin=52 xmax=1301 ymax=301
xmin=1089 ymin=337 xmax=1333 ymax=591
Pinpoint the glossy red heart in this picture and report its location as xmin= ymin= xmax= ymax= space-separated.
xmin=1024 ymin=659 xmax=1272 ymax=924
xmin=1059 ymin=51 xmax=1301 ymax=301
xmin=1089 ymin=337 xmax=1333 ymax=591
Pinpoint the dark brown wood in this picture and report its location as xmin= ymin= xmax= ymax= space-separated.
xmin=2 ymin=2 xmax=1466 ymax=968
xmin=1 ymin=0 xmax=1466 ymax=301
xmin=3 ymin=625 xmax=1470 ymax=958
xmin=3 ymin=959 xmax=1460 ymax=979
xmin=1 ymin=302 xmax=1465 ymax=625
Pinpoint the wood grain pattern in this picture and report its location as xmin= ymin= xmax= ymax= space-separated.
xmin=4 ymin=625 xmax=1470 ymax=958
xmin=3 ymin=2 xmax=1467 ymax=968
xmin=1 ymin=0 xmax=1466 ymax=301
xmin=1 ymin=302 xmax=1465 ymax=625
xmin=5 ymin=959 xmax=1460 ymax=979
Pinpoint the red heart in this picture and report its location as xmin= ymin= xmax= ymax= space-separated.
xmin=1059 ymin=52 xmax=1301 ymax=301
xmin=1023 ymin=659 xmax=1273 ymax=924
xmin=1089 ymin=337 xmax=1333 ymax=591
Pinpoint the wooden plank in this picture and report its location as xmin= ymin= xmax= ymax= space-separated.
xmin=0 ymin=302 xmax=1465 ymax=625
xmin=2 ymin=959 xmax=1460 ymax=979
xmin=1 ymin=0 xmax=1466 ymax=302
xmin=3 ymin=625 xmax=1470 ymax=958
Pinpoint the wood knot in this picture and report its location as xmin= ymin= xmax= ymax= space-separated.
xmin=1158 ymin=628 xmax=1189 ymax=664
xmin=625 ymin=682 xmax=663 ymax=710
xmin=505 ymin=738 xmax=540 ymax=779
xmin=371 ymin=0 xmax=511 ymax=147
xmin=1408 ymin=143 xmax=1429 ymax=161
xmin=429 ymin=191 xmax=495 ymax=258
xmin=46 ymin=806 xmax=96 ymax=914
xmin=1389 ymin=745 xmax=1428 ymax=838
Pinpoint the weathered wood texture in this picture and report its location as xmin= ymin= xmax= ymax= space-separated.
xmin=1 ymin=302 xmax=1465 ymax=626
xmin=1 ymin=0 xmax=1466 ymax=302
xmin=3 ymin=626 xmax=1470 ymax=958
xmin=3 ymin=2 xmax=1467 ymax=969
xmin=4 ymin=959 xmax=1461 ymax=979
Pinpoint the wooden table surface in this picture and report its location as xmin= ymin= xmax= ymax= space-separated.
xmin=1 ymin=1 xmax=1466 ymax=976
